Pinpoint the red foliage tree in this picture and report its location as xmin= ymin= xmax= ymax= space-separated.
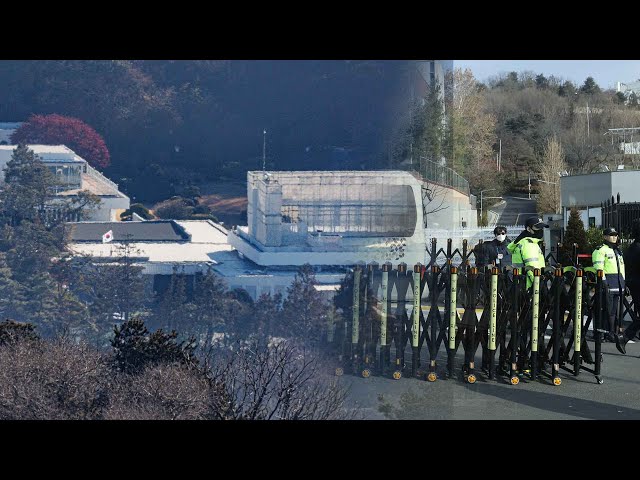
xmin=11 ymin=114 xmax=111 ymax=169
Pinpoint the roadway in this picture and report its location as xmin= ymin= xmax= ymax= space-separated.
xmin=339 ymin=334 xmax=640 ymax=419
xmin=492 ymin=195 xmax=538 ymax=226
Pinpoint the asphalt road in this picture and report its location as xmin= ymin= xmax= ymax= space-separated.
xmin=493 ymin=195 xmax=538 ymax=226
xmin=338 ymin=339 xmax=640 ymax=420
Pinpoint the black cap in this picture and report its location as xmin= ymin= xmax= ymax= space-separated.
xmin=603 ymin=227 xmax=619 ymax=236
xmin=525 ymin=216 xmax=549 ymax=229
xmin=493 ymin=225 xmax=507 ymax=235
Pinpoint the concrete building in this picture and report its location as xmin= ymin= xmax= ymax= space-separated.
xmin=560 ymin=169 xmax=640 ymax=229
xmin=0 ymin=144 xmax=129 ymax=221
xmin=228 ymin=170 xmax=477 ymax=268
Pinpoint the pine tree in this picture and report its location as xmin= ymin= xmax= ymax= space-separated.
xmin=110 ymin=317 xmax=198 ymax=375
xmin=0 ymin=144 xmax=55 ymax=227
xmin=150 ymin=271 xmax=192 ymax=332
xmin=561 ymin=208 xmax=588 ymax=265
xmin=84 ymin=238 xmax=146 ymax=343
xmin=280 ymin=264 xmax=328 ymax=347
xmin=191 ymin=268 xmax=229 ymax=349
xmin=414 ymin=80 xmax=445 ymax=172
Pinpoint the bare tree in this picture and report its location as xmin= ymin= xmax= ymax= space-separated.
xmin=421 ymin=182 xmax=448 ymax=228
xmin=537 ymin=136 xmax=566 ymax=214
xmin=204 ymin=341 xmax=357 ymax=420
xmin=105 ymin=364 xmax=210 ymax=420
xmin=447 ymin=68 xmax=496 ymax=174
xmin=0 ymin=339 xmax=109 ymax=420
xmin=0 ymin=333 xmax=354 ymax=420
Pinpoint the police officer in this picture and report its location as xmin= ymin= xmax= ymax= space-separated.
xmin=592 ymin=226 xmax=625 ymax=341
xmin=476 ymin=226 xmax=512 ymax=270
xmin=496 ymin=217 xmax=547 ymax=375
xmin=616 ymin=220 xmax=640 ymax=354
xmin=507 ymin=216 xmax=548 ymax=289
xmin=477 ymin=226 xmax=512 ymax=374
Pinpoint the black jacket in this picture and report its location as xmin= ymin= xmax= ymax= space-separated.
xmin=624 ymin=240 xmax=640 ymax=285
xmin=475 ymin=238 xmax=512 ymax=268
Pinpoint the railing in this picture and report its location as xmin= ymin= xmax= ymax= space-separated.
xmin=84 ymin=163 xmax=121 ymax=193
xmin=419 ymin=157 xmax=470 ymax=197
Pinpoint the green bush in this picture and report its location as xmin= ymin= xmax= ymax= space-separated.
xmin=586 ymin=226 xmax=603 ymax=253
xmin=120 ymin=203 xmax=155 ymax=221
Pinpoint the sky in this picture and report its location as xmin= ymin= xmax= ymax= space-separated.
xmin=455 ymin=60 xmax=640 ymax=90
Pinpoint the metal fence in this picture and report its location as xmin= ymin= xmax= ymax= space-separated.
xmin=419 ymin=157 xmax=470 ymax=197
xmin=326 ymin=241 xmax=637 ymax=386
xmin=425 ymin=226 xmax=523 ymax=264
xmin=602 ymin=194 xmax=640 ymax=236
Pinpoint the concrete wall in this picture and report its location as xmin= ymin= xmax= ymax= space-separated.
xmin=426 ymin=187 xmax=478 ymax=229
xmin=83 ymin=196 xmax=131 ymax=221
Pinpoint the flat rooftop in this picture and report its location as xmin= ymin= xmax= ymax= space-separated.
xmin=57 ymin=172 xmax=125 ymax=197
xmin=0 ymin=145 xmax=85 ymax=163
xmin=67 ymin=220 xmax=235 ymax=265
xmin=67 ymin=220 xmax=191 ymax=243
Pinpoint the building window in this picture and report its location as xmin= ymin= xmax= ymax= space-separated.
xmin=589 ymin=217 xmax=596 ymax=227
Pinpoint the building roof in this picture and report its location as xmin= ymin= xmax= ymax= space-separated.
xmin=67 ymin=220 xmax=191 ymax=243
xmin=0 ymin=145 xmax=84 ymax=163
xmin=67 ymin=220 xmax=235 ymax=269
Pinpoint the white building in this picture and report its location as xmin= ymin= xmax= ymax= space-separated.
xmin=617 ymin=80 xmax=640 ymax=98
xmin=67 ymin=169 xmax=478 ymax=302
xmin=67 ymin=219 xmax=345 ymax=300
xmin=0 ymin=145 xmax=130 ymax=221
xmin=228 ymin=170 xmax=477 ymax=268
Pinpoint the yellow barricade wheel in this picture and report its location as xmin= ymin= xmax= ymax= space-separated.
xmin=362 ymin=369 xmax=371 ymax=378
xmin=335 ymin=367 xmax=344 ymax=376
xmin=553 ymin=377 xmax=562 ymax=386
xmin=467 ymin=374 xmax=476 ymax=384
xmin=427 ymin=372 xmax=437 ymax=382
xmin=510 ymin=376 xmax=520 ymax=385
xmin=392 ymin=371 xmax=402 ymax=380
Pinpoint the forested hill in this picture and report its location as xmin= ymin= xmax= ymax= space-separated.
xmin=0 ymin=60 xmax=414 ymax=201
xmin=2 ymin=61 xmax=639 ymax=207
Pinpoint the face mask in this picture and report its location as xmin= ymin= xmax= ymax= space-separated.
xmin=532 ymin=229 xmax=543 ymax=239
xmin=496 ymin=234 xmax=506 ymax=242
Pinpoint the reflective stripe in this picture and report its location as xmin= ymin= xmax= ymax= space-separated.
xmin=512 ymin=263 xmax=523 ymax=267
xmin=523 ymin=257 xmax=538 ymax=263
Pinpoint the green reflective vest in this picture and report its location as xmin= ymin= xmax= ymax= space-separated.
xmin=507 ymin=237 xmax=545 ymax=288
xmin=592 ymin=244 xmax=625 ymax=280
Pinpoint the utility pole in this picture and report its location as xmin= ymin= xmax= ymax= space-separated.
xmin=528 ymin=172 xmax=531 ymax=200
xmin=586 ymin=102 xmax=590 ymax=139
xmin=499 ymin=139 xmax=502 ymax=172
xmin=262 ymin=129 xmax=267 ymax=171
